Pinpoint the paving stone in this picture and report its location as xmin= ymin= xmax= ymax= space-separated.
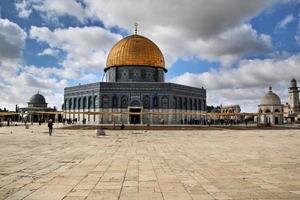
xmin=0 ymin=125 xmax=299 ymax=200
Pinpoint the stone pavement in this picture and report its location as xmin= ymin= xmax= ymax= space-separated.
xmin=0 ymin=125 xmax=299 ymax=200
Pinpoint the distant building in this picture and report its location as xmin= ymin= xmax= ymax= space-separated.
xmin=220 ymin=104 xmax=241 ymax=122
xmin=284 ymin=78 xmax=300 ymax=122
xmin=257 ymin=86 xmax=283 ymax=125
xmin=19 ymin=92 xmax=58 ymax=122
xmin=220 ymin=105 xmax=241 ymax=114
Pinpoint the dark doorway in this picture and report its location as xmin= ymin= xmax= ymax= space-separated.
xmin=275 ymin=117 xmax=279 ymax=124
xmin=130 ymin=108 xmax=141 ymax=124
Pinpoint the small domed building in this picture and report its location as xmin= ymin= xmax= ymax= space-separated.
xmin=257 ymin=86 xmax=283 ymax=125
xmin=64 ymin=31 xmax=206 ymax=124
xmin=19 ymin=92 xmax=57 ymax=122
xmin=28 ymin=93 xmax=47 ymax=108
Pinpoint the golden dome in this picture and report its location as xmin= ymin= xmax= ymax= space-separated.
xmin=106 ymin=34 xmax=165 ymax=71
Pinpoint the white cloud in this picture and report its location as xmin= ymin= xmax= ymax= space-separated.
xmin=171 ymin=53 xmax=300 ymax=111
xmin=276 ymin=14 xmax=295 ymax=29
xmin=0 ymin=19 xmax=67 ymax=110
xmin=83 ymin=0 xmax=276 ymax=66
xmin=38 ymin=48 xmax=60 ymax=57
xmin=34 ymin=0 xmax=86 ymax=23
xmin=16 ymin=0 xmax=278 ymax=66
xmin=15 ymin=0 xmax=33 ymax=18
xmin=0 ymin=18 xmax=26 ymax=61
xmin=85 ymin=0 xmax=275 ymax=65
xmin=0 ymin=63 xmax=67 ymax=111
xmin=15 ymin=0 xmax=87 ymax=22
xmin=190 ymin=24 xmax=272 ymax=66
xmin=30 ymin=26 xmax=122 ymax=72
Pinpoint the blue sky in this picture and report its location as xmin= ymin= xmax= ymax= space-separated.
xmin=0 ymin=0 xmax=299 ymax=111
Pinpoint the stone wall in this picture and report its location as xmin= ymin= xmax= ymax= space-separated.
xmin=64 ymin=82 xmax=206 ymax=124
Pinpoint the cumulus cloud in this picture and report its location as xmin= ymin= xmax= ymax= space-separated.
xmin=0 ymin=19 xmax=66 ymax=110
xmin=85 ymin=0 xmax=273 ymax=37
xmin=15 ymin=0 xmax=278 ymax=66
xmin=15 ymin=0 xmax=86 ymax=22
xmin=190 ymin=24 xmax=272 ymax=66
xmin=0 ymin=18 xmax=26 ymax=61
xmin=30 ymin=26 xmax=122 ymax=72
xmin=38 ymin=48 xmax=60 ymax=57
xmin=34 ymin=0 xmax=86 ymax=23
xmin=84 ymin=0 xmax=276 ymax=66
xmin=15 ymin=0 xmax=33 ymax=18
xmin=276 ymin=14 xmax=295 ymax=29
xmin=0 ymin=62 xmax=68 ymax=110
xmin=171 ymin=54 xmax=300 ymax=111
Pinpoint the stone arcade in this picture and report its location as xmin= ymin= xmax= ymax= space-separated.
xmin=64 ymin=32 xmax=206 ymax=124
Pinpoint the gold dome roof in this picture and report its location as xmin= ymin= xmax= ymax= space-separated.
xmin=106 ymin=34 xmax=165 ymax=71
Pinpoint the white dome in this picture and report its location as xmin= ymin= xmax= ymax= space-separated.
xmin=260 ymin=86 xmax=281 ymax=105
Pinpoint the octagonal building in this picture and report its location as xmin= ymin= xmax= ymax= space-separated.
xmin=64 ymin=32 xmax=206 ymax=124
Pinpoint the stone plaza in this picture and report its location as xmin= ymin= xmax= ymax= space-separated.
xmin=0 ymin=125 xmax=299 ymax=200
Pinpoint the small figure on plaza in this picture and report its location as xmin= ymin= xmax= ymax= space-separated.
xmin=48 ymin=119 xmax=54 ymax=136
xmin=121 ymin=124 xmax=125 ymax=130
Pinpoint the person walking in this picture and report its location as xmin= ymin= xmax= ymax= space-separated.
xmin=48 ymin=119 xmax=53 ymax=136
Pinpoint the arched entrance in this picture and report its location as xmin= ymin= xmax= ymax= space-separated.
xmin=275 ymin=117 xmax=279 ymax=124
xmin=129 ymin=100 xmax=142 ymax=124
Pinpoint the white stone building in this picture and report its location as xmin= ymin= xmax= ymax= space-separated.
xmin=284 ymin=78 xmax=300 ymax=123
xmin=258 ymin=86 xmax=283 ymax=125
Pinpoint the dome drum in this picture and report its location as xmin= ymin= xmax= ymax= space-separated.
xmin=106 ymin=66 xmax=165 ymax=82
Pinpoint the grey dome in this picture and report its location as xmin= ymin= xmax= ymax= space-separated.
xmin=260 ymin=87 xmax=281 ymax=105
xmin=29 ymin=93 xmax=46 ymax=104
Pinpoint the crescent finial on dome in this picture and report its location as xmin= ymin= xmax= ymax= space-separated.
xmin=134 ymin=22 xmax=138 ymax=35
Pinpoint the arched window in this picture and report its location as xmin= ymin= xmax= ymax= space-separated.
xmin=194 ymin=99 xmax=197 ymax=110
xmin=78 ymin=98 xmax=82 ymax=110
xmin=184 ymin=98 xmax=187 ymax=110
xmin=153 ymin=96 xmax=159 ymax=108
xmin=101 ymin=95 xmax=109 ymax=108
xmin=265 ymin=109 xmax=271 ymax=113
xmin=189 ymin=99 xmax=193 ymax=110
xmin=174 ymin=97 xmax=177 ymax=109
xmin=130 ymin=100 xmax=141 ymax=107
xmin=88 ymin=96 xmax=92 ymax=109
xmin=161 ymin=96 xmax=169 ymax=109
xmin=143 ymin=95 xmax=150 ymax=109
xmin=83 ymin=97 xmax=86 ymax=110
xmin=73 ymin=98 xmax=77 ymax=110
xmin=179 ymin=97 xmax=182 ymax=109
xmin=198 ymin=99 xmax=201 ymax=111
xmin=121 ymin=96 xmax=128 ymax=108
xmin=68 ymin=99 xmax=72 ymax=110
xmin=93 ymin=96 xmax=97 ymax=109
xmin=112 ymin=96 xmax=118 ymax=108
